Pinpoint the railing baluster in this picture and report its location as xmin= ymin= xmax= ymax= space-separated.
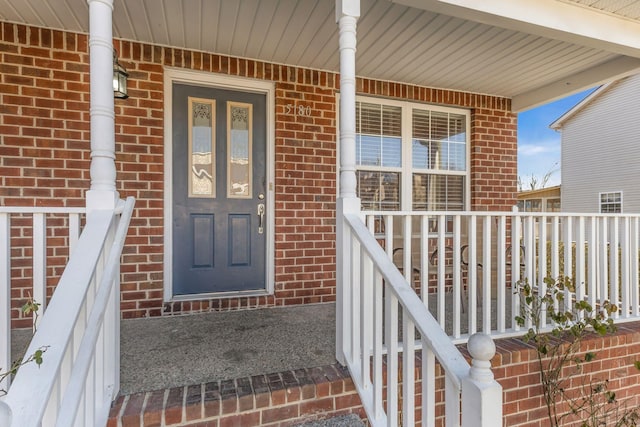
xmin=563 ymin=216 xmax=573 ymax=311
xmin=402 ymin=310 xmax=415 ymax=426
xmin=452 ymin=215 xmax=462 ymax=338
xmin=384 ymin=286 xmax=399 ymax=426
xmin=538 ymin=215 xmax=548 ymax=328
xmin=468 ymin=215 xmax=477 ymax=334
xmin=373 ymin=269 xmax=384 ymax=420
xmin=496 ymin=216 xmax=506 ymax=333
xmin=420 ymin=215 xmax=429 ymax=307
xmin=524 ymin=215 xmax=535 ymax=289
xmin=403 ymin=215 xmax=412 ymax=285
xmin=482 ymin=215 xmax=492 ymax=333
xmin=361 ymin=228 xmax=373 ymax=389
xmin=351 ymin=235 xmax=361 ymax=366
xmin=621 ymin=217 xmax=630 ymax=318
xmin=69 ymin=213 xmax=81 ymax=255
xmin=551 ymin=216 xmax=560 ymax=282
xmin=444 ymin=373 xmax=460 ymax=427
xmin=422 ymin=346 xmax=436 ymax=427
xmin=576 ymin=217 xmax=586 ymax=310
xmin=33 ymin=213 xmax=47 ymax=326
xmin=631 ymin=217 xmax=639 ymax=317
xmin=599 ymin=217 xmax=609 ymax=306
xmin=587 ymin=217 xmax=597 ymax=311
xmin=437 ymin=215 xmax=446 ymax=328
xmin=511 ymin=212 xmax=521 ymax=332
xmin=610 ymin=217 xmax=620 ymax=318
xmin=1 ymin=213 xmax=11 ymax=391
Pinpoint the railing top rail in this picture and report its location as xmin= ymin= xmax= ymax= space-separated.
xmin=344 ymin=213 xmax=470 ymax=386
xmin=0 ymin=206 xmax=86 ymax=214
xmin=363 ymin=210 xmax=640 ymax=218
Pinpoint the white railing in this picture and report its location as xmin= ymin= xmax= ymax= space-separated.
xmin=0 ymin=197 xmax=135 ymax=427
xmin=363 ymin=210 xmax=640 ymax=341
xmin=0 ymin=206 xmax=86 ymax=392
xmin=340 ymin=212 xmax=502 ymax=426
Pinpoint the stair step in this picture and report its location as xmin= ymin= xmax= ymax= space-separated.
xmin=108 ymin=364 xmax=365 ymax=426
xmin=296 ymin=414 xmax=365 ymax=426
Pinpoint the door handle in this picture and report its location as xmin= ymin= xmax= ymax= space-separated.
xmin=257 ymin=203 xmax=265 ymax=234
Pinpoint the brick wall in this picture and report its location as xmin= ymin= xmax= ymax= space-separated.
xmin=1 ymin=22 xmax=516 ymax=321
xmin=494 ymin=321 xmax=640 ymax=426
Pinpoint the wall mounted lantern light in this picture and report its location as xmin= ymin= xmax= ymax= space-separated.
xmin=113 ymin=50 xmax=129 ymax=99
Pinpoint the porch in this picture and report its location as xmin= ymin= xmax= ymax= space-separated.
xmin=4 ymin=203 xmax=640 ymax=425
xmin=3 ymin=0 xmax=640 ymax=425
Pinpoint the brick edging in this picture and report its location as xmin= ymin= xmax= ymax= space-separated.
xmin=108 ymin=363 xmax=365 ymax=427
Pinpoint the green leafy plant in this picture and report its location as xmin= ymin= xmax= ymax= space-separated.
xmin=515 ymin=276 xmax=640 ymax=426
xmin=0 ymin=297 xmax=48 ymax=396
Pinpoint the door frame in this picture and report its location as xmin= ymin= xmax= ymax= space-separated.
xmin=163 ymin=67 xmax=275 ymax=301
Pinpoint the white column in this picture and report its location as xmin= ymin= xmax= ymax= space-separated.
xmin=335 ymin=0 xmax=360 ymax=365
xmin=86 ymin=0 xmax=119 ymax=212
xmin=337 ymin=0 xmax=359 ymax=200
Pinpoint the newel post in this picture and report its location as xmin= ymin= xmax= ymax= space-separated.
xmin=0 ymin=401 xmax=11 ymax=427
xmin=462 ymin=333 xmax=502 ymax=426
xmin=86 ymin=0 xmax=119 ymax=213
xmin=335 ymin=0 xmax=360 ymax=365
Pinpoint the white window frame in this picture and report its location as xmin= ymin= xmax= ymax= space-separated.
xmin=599 ymin=191 xmax=623 ymax=213
xmin=354 ymin=95 xmax=471 ymax=212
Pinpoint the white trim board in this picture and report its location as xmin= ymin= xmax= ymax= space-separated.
xmin=163 ymin=67 xmax=276 ymax=302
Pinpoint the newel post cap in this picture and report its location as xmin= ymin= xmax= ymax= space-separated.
xmin=467 ymin=333 xmax=496 ymax=383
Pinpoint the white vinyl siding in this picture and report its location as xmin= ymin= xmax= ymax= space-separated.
xmin=561 ymin=74 xmax=640 ymax=213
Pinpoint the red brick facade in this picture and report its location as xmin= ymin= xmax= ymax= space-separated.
xmin=0 ymin=22 xmax=517 ymax=321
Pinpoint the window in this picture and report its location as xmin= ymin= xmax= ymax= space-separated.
xmin=524 ymin=199 xmax=542 ymax=212
xmin=546 ymin=198 xmax=561 ymax=212
xmin=600 ymin=192 xmax=622 ymax=213
xmin=355 ymin=98 xmax=469 ymax=211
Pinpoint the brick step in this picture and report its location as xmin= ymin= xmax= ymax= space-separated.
xmin=295 ymin=414 xmax=365 ymax=426
xmin=108 ymin=363 xmax=366 ymax=427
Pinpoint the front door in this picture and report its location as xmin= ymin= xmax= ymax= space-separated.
xmin=172 ymin=83 xmax=267 ymax=296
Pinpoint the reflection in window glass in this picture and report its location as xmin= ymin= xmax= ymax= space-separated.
xmin=228 ymin=102 xmax=252 ymax=198
xmin=412 ymin=174 xmax=464 ymax=211
xmin=357 ymin=171 xmax=400 ymax=211
xmin=412 ymin=110 xmax=466 ymax=171
xmin=189 ymin=98 xmax=215 ymax=198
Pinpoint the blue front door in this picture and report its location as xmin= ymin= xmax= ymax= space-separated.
xmin=172 ymin=83 xmax=267 ymax=296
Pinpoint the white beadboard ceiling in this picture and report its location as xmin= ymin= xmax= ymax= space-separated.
xmin=2 ymin=0 xmax=640 ymax=111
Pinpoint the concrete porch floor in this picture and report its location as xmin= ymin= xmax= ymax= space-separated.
xmin=120 ymin=303 xmax=337 ymax=395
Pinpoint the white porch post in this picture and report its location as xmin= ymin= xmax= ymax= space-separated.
xmin=335 ymin=0 xmax=360 ymax=365
xmin=86 ymin=0 xmax=119 ymax=212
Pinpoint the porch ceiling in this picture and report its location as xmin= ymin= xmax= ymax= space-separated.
xmin=3 ymin=0 xmax=640 ymax=111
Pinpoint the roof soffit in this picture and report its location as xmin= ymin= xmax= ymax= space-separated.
xmin=3 ymin=0 xmax=640 ymax=111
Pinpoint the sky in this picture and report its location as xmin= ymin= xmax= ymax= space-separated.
xmin=517 ymin=88 xmax=597 ymax=189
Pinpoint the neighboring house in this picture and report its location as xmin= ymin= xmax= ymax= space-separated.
xmin=517 ymin=185 xmax=561 ymax=212
xmin=551 ymin=74 xmax=640 ymax=213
